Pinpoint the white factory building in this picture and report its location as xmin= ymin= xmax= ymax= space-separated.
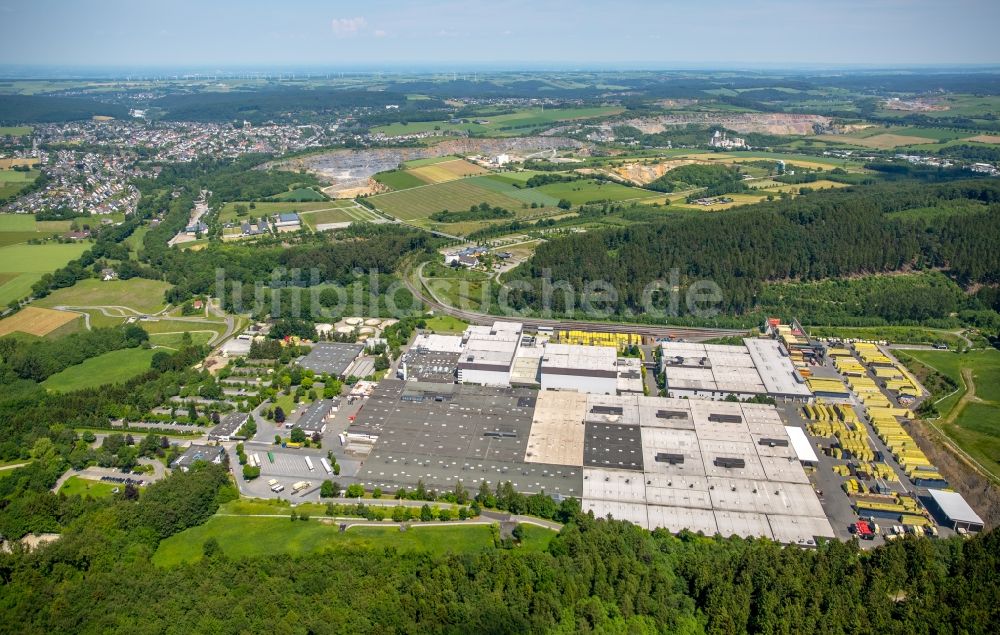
xmin=540 ymin=343 xmax=619 ymax=394
xmin=456 ymin=321 xmax=523 ymax=386
xmin=659 ymin=338 xmax=811 ymax=402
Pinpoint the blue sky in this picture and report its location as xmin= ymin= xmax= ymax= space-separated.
xmin=1 ymin=0 xmax=997 ymax=69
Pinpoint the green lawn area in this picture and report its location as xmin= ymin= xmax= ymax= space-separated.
xmin=374 ymin=170 xmax=428 ymax=190
xmin=152 ymin=515 xmax=554 ymax=566
xmin=42 ymin=347 xmax=158 ymax=392
xmin=268 ymin=187 xmax=327 ymax=202
xmin=423 ymin=315 xmax=469 ymax=333
xmin=0 ymin=242 xmax=89 ymax=305
xmin=0 ymin=213 xmax=37 ymax=231
xmin=374 ymin=106 xmax=623 ymax=137
xmin=124 ymin=225 xmax=149 ymax=253
xmin=0 ymin=241 xmax=88 ymax=273
xmin=217 ymin=200 xmax=337 ymax=223
xmin=149 ymin=330 xmax=214 ymax=349
xmin=0 ymin=126 xmax=32 ymax=136
xmin=901 ymin=349 xmax=1000 ymax=479
xmin=34 ymin=278 xmax=172 ymax=313
xmin=533 ymin=179 xmax=658 ymax=206
xmin=299 ymin=205 xmax=383 ymax=229
xmin=58 ymin=476 xmax=124 ymax=499
xmin=369 ymin=178 xmax=530 ymax=221
xmin=0 ymin=272 xmax=42 ymax=306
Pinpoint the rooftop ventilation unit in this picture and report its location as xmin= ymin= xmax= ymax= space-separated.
xmin=714 ymin=457 xmax=746 ymax=469
xmin=708 ymin=414 xmax=742 ymax=423
xmin=654 ymin=452 xmax=685 ymax=465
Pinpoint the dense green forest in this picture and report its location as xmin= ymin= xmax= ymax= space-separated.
xmin=0 ymin=460 xmax=997 ymax=634
xmin=430 ymin=203 xmax=514 ymax=223
xmin=506 ymin=180 xmax=1000 ymax=323
xmin=645 ymin=163 xmax=748 ymax=195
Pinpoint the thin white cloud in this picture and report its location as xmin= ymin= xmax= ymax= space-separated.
xmin=374 ymin=29 xmax=388 ymax=38
xmin=331 ymin=17 xmax=367 ymax=37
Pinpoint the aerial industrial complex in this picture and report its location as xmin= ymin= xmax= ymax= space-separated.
xmin=223 ymin=317 xmax=980 ymax=546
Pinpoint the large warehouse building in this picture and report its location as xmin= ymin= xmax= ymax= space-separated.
xmin=660 ymin=339 xmax=812 ymax=402
xmin=349 ymin=380 xmax=834 ymax=544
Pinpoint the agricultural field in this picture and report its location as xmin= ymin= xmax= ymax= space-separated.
xmin=0 ymin=241 xmax=89 ymax=307
xmin=299 ymin=204 xmax=384 ymax=229
xmin=0 ymin=306 xmax=81 ymax=338
xmin=41 ymin=347 xmax=158 ymax=392
xmin=217 ymin=200 xmax=335 ymax=224
xmin=373 ymin=105 xmax=623 ymax=137
xmin=0 ymin=168 xmax=39 ymax=200
xmin=0 ymin=212 xmax=70 ymax=247
xmin=368 ymin=178 xmax=531 ymax=221
xmin=676 ymin=151 xmax=853 ymax=171
xmin=674 ymin=192 xmax=771 ymax=210
xmin=407 ymin=158 xmax=489 ymax=183
xmin=374 ymin=169 xmax=427 ymax=190
xmin=148 ymin=330 xmax=214 ymax=349
xmin=901 ymin=349 xmax=1000 ymax=480
xmin=532 ymin=179 xmax=659 ymax=206
xmin=402 ymin=155 xmax=459 ymax=168
xmin=152 ymin=515 xmax=554 ymax=567
xmin=267 ymin=187 xmax=327 ymax=202
xmin=34 ymin=278 xmax=173 ymax=314
xmin=58 ymin=476 xmax=126 ymax=499
xmin=968 ymin=134 xmax=1000 ymax=144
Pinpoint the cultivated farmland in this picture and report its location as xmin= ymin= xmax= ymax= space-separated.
xmin=0 ymin=306 xmax=80 ymax=337
xmin=0 ymin=242 xmax=89 ymax=306
xmin=407 ymin=158 xmax=489 ymax=183
xmin=368 ymin=178 xmax=530 ymax=221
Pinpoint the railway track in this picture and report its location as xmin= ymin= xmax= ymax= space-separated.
xmin=404 ymin=264 xmax=747 ymax=342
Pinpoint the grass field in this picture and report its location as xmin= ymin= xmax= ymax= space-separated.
xmin=0 ymin=126 xmax=32 ymax=136
xmin=34 ymin=278 xmax=173 ymax=314
xmin=369 ymin=178 xmax=530 ymax=221
xmin=268 ymin=187 xmax=327 ymax=202
xmin=299 ymin=205 xmax=384 ymax=229
xmin=374 ymin=169 xmax=428 ymax=190
xmin=533 ymin=179 xmax=658 ymax=206
xmin=423 ymin=315 xmax=469 ymax=333
xmin=0 ymin=242 xmax=89 ymax=306
xmin=149 ymin=331 xmax=214 ymax=349
xmin=217 ymin=200 xmax=336 ymax=223
xmin=0 ymin=214 xmax=37 ymax=231
xmin=0 ymin=306 xmax=80 ymax=337
xmin=41 ymin=347 xmax=158 ymax=392
xmin=373 ymin=106 xmax=623 ymax=137
xmin=901 ymin=349 xmax=1000 ymax=479
xmin=152 ymin=515 xmax=555 ymax=567
xmin=58 ymin=476 xmax=124 ymax=499
xmin=139 ymin=318 xmax=225 ymax=339
xmin=817 ymin=133 xmax=943 ymax=149
xmin=968 ymin=134 xmax=1000 ymax=144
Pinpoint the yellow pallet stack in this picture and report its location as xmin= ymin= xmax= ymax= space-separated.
xmin=871 ymin=462 xmax=898 ymax=482
xmin=807 ymin=377 xmax=849 ymax=395
xmin=854 ymin=342 xmax=893 ymax=366
xmin=557 ymin=330 xmax=641 ymax=350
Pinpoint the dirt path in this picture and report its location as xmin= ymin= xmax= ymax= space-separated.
xmin=944 ymin=368 xmax=978 ymax=425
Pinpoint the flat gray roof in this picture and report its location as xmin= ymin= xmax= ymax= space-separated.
xmin=299 ymin=342 xmax=364 ymax=376
xmin=928 ymin=489 xmax=984 ymax=526
xmin=209 ymin=412 xmax=249 ymax=438
xmin=295 ymin=399 xmax=335 ymax=433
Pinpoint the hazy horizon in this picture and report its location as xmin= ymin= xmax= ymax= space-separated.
xmin=1 ymin=0 xmax=998 ymax=70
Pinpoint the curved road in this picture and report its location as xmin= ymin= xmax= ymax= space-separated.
xmin=407 ymin=262 xmax=746 ymax=342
